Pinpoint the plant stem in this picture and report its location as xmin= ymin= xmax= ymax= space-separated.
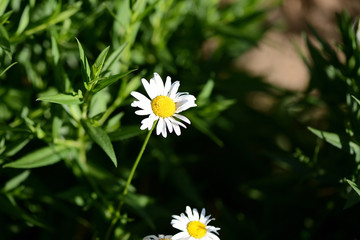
xmin=105 ymin=121 xmax=157 ymax=240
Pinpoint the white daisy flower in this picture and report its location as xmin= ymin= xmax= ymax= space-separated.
xmin=143 ymin=234 xmax=173 ymax=240
xmin=171 ymin=206 xmax=220 ymax=240
xmin=131 ymin=72 xmax=197 ymax=138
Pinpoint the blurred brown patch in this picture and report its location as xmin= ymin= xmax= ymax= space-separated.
xmin=235 ymin=0 xmax=360 ymax=91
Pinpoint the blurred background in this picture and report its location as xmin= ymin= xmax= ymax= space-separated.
xmin=2 ymin=0 xmax=360 ymax=239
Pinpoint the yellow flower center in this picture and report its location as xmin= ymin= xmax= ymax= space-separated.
xmin=151 ymin=95 xmax=176 ymax=118
xmin=187 ymin=221 xmax=207 ymax=238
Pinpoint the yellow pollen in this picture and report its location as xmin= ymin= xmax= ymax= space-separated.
xmin=151 ymin=95 xmax=176 ymax=118
xmin=187 ymin=221 xmax=207 ymax=238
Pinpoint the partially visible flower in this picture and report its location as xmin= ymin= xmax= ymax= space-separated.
xmin=171 ymin=206 xmax=220 ymax=240
xmin=131 ymin=72 xmax=196 ymax=138
xmin=143 ymin=234 xmax=172 ymax=240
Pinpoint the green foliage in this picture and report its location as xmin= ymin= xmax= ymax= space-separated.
xmin=302 ymin=12 xmax=360 ymax=178
xmin=4 ymin=0 xmax=344 ymax=239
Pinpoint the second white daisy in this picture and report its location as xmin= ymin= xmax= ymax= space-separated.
xmin=131 ymin=72 xmax=196 ymax=138
xmin=143 ymin=234 xmax=172 ymax=240
xmin=171 ymin=206 xmax=220 ymax=240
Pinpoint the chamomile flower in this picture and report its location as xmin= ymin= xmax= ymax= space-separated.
xmin=131 ymin=72 xmax=197 ymax=138
xmin=143 ymin=234 xmax=173 ymax=240
xmin=171 ymin=206 xmax=220 ymax=240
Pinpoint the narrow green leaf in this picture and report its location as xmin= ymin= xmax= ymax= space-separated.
xmin=0 ymin=10 xmax=13 ymax=24
xmin=197 ymin=79 xmax=214 ymax=106
xmin=0 ymin=25 xmax=11 ymax=53
xmin=76 ymin=38 xmax=91 ymax=87
xmin=91 ymin=69 xmax=137 ymax=93
xmin=4 ymin=136 xmax=32 ymax=157
xmin=92 ymin=46 xmax=110 ymax=80
xmin=352 ymin=95 xmax=360 ymax=106
xmin=308 ymin=127 xmax=342 ymax=149
xmin=3 ymin=145 xmax=72 ymax=169
xmin=346 ymin=179 xmax=360 ymax=197
xmin=81 ymin=120 xmax=117 ymax=167
xmin=102 ymin=42 xmax=127 ymax=74
xmin=0 ymin=0 xmax=10 ymax=16
xmin=133 ymin=0 xmax=161 ymax=23
xmin=0 ymin=62 xmax=17 ymax=78
xmin=0 ymin=125 xmax=30 ymax=134
xmin=190 ymin=114 xmax=223 ymax=147
xmin=0 ymin=195 xmax=48 ymax=229
xmin=15 ymin=5 xmax=30 ymax=35
xmin=17 ymin=2 xmax=81 ymax=40
xmin=37 ymin=93 xmax=83 ymax=105
xmin=2 ymin=170 xmax=31 ymax=192
xmin=308 ymin=127 xmax=360 ymax=161
xmin=51 ymin=36 xmax=60 ymax=64
xmin=109 ymin=125 xmax=144 ymax=141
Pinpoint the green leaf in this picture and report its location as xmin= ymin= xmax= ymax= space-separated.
xmin=37 ymin=93 xmax=83 ymax=105
xmin=4 ymin=136 xmax=32 ymax=157
xmin=92 ymin=46 xmax=110 ymax=80
xmin=109 ymin=125 xmax=144 ymax=141
xmin=346 ymin=179 xmax=360 ymax=197
xmin=0 ymin=125 xmax=30 ymax=134
xmin=102 ymin=42 xmax=127 ymax=75
xmin=2 ymin=170 xmax=31 ymax=192
xmin=352 ymin=95 xmax=360 ymax=106
xmin=197 ymin=79 xmax=214 ymax=106
xmin=190 ymin=114 xmax=223 ymax=147
xmin=3 ymin=145 xmax=73 ymax=169
xmin=0 ymin=195 xmax=48 ymax=229
xmin=12 ymin=2 xmax=81 ymax=41
xmin=0 ymin=0 xmax=10 ymax=16
xmin=0 ymin=10 xmax=13 ymax=24
xmin=76 ymin=38 xmax=91 ymax=87
xmin=0 ymin=25 xmax=11 ymax=54
xmin=15 ymin=5 xmax=30 ymax=35
xmin=81 ymin=120 xmax=117 ymax=167
xmin=0 ymin=62 xmax=17 ymax=78
xmin=133 ymin=0 xmax=161 ymax=23
xmin=91 ymin=69 xmax=137 ymax=93
xmin=308 ymin=127 xmax=360 ymax=162
xmin=308 ymin=127 xmax=342 ymax=149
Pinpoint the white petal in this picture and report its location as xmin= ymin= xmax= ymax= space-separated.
xmin=168 ymin=81 xmax=180 ymax=99
xmin=132 ymin=100 xmax=151 ymax=111
xmin=173 ymin=123 xmax=181 ymax=136
xmin=135 ymin=109 xmax=152 ymax=116
xmin=169 ymin=117 xmax=187 ymax=129
xmin=154 ymin=72 xmax=165 ymax=95
xmin=156 ymin=118 xmax=164 ymax=135
xmin=141 ymin=115 xmax=158 ymax=130
xmin=171 ymin=231 xmax=189 ymax=240
xmin=174 ymin=93 xmax=194 ymax=103
xmin=161 ymin=120 xmax=167 ymax=138
xmin=207 ymin=232 xmax=220 ymax=240
xmin=193 ymin=208 xmax=199 ymax=221
xmin=164 ymin=117 xmax=173 ymax=133
xmin=173 ymin=114 xmax=191 ymax=124
xmin=131 ymin=91 xmax=150 ymax=102
xmin=142 ymin=78 xmax=157 ymax=99
xmin=172 ymin=214 xmax=185 ymax=222
xmin=175 ymin=102 xmax=197 ymax=113
xmin=186 ymin=206 xmax=193 ymax=219
xmin=164 ymin=76 xmax=172 ymax=95
xmin=207 ymin=225 xmax=220 ymax=232
xmin=199 ymin=208 xmax=206 ymax=222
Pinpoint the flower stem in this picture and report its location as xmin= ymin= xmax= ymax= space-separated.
xmin=105 ymin=121 xmax=157 ymax=240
